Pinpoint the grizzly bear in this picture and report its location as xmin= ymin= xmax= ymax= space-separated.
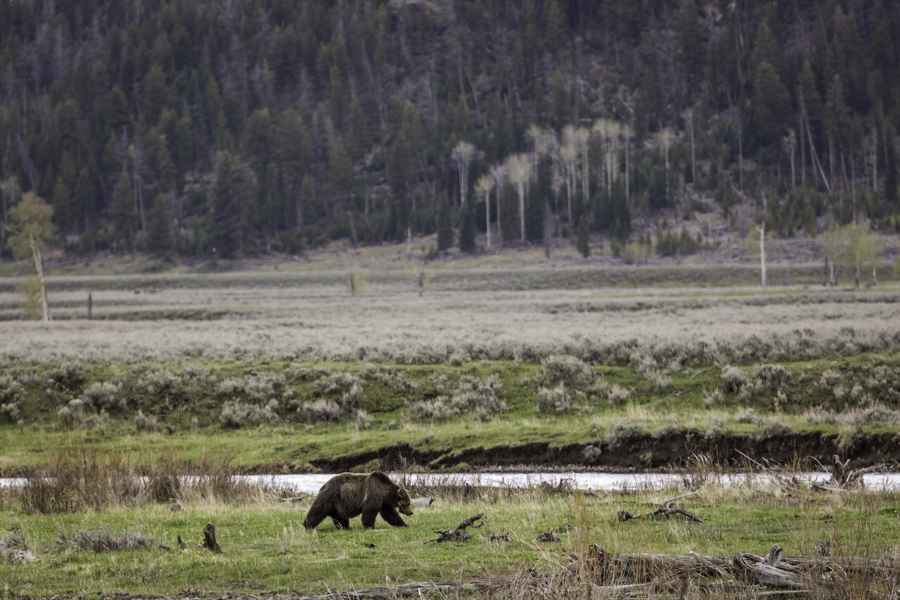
xmin=303 ymin=472 xmax=414 ymax=530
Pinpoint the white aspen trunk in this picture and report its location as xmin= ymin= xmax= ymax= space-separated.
xmin=625 ymin=136 xmax=631 ymax=205
xmin=789 ymin=141 xmax=796 ymax=190
xmin=30 ymin=234 xmax=50 ymax=322
xmin=495 ymin=186 xmax=502 ymax=245
xmin=518 ymin=184 xmax=526 ymax=243
xmin=759 ymin=223 xmax=767 ymax=289
xmin=689 ymin=112 xmax=696 ymax=183
xmin=484 ymin=191 xmax=491 ymax=249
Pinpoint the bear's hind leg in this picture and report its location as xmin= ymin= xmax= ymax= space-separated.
xmin=380 ymin=505 xmax=407 ymax=527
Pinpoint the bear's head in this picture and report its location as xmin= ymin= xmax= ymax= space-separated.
xmin=396 ymin=486 xmax=414 ymax=516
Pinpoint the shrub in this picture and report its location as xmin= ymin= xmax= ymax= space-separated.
xmin=720 ymin=366 xmax=748 ymax=394
xmin=217 ymin=374 xmax=286 ymax=403
xmin=134 ymin=410 xmax=161 ymax=433
xmin=408 ymin=398 xmax=457 ymax=421
xmin=753 ymin=364 xmax=792 ymax=393
xmin=45 ymin=362 xmax=87 ymax=391
xmin=646 ymin=370 xmax=673 ymax=391
xmin=219 ymin=400 xmax=280 ymax=429
xmin=735 ymin=408 xmax=762 ymax=425
xmin=536 ymin=384 xmax=575 ymax=414
xmin=540 ymin=355 xmax=595 ymax=389
xmin=587 ymin=380 xmax=631 ymax=406
xmin=285 ymin=365 xmax=330 ymax=383
xmin=57 ymin=399 xmax=107 ymax=430
xmin=297 ymin=399 xmax=343 ymax=423
xmin=81 ymin=382 xmax=126 ymax=413
xmin=410 ymin=375 xmax=506 ymax=421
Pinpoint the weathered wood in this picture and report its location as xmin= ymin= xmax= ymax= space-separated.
xmin=618 ymin=492 xmax=703 ymax=523
xmin=431 ymin=513 xmax=484 ymax=543
xmin=201 ymin=523 xmax=221 ymax=553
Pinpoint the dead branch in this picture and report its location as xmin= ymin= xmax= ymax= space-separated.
xmin=430 ymin=513 xmax=484 ymax=543
xmin=618 ymin=492 xmax=703 ymax=523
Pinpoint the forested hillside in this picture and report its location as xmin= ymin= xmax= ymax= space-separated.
xmin=0 ymin=0 xmax=898 ymax=259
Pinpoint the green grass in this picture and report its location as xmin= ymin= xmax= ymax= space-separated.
xmin=2 ymin=486 xmax=899 ymax=596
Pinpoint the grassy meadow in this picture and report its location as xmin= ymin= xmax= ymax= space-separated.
xmin=2 ymin=253 xmax=900 ymax=596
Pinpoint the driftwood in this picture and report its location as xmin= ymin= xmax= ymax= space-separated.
xmin=430 ymin=513 xmax=483 ymax=543
xmin=585 ymin=546 xmax=900 ymax=592
xmin=201 ymin=523 xmax=222 ymax=553
xmin=827 ymin=456 xmax=884 ymax=488
xmin=618 ymin=492 xmax=703 ymax=523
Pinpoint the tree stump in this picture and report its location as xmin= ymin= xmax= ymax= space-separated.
xmin=202 ymin=523 xmax=222 ymax=553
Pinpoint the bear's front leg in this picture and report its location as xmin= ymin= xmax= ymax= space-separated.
xmin=380 ymin=505 xmax=407 ymax=527
xmin=361 ymin=509 xmax=378 ymax=528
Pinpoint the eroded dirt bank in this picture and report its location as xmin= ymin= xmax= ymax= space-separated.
xmin=300 ymin=430 xmax=900 ymax=474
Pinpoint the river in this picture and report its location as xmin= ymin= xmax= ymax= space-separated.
xmin=4 ymin=472 xmax=900 ymax=493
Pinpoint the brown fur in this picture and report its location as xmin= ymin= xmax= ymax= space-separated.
xmin=303 ymin=472 xmax=413 ymax=530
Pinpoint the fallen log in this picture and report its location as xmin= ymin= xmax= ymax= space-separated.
xmin=590 ymin=546 xmax=900 ymax=591
xmin=430 ymin=513 xmax=484 ymax=543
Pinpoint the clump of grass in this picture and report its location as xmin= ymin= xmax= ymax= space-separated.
xmin=56 ymin=530 xmax=154 ymax=553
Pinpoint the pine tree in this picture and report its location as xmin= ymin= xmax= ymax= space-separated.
xmin=147 ymin=193 xmax=173 ymax=257
xmin=109 ymin=170 xmax=136 ymax=251
xmin=211 ymin=151 xmax=257 ymax=258
xmin=886 ymin=123 xmax=898 ymax=211
xmin=576 ymin=216 xmax=591 ymax=258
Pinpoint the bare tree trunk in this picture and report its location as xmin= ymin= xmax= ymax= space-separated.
xmin=872 ymin=265 xmax=878 ymax=287
xmin=625 ymin=134 xmax=631 ymax=206
xmin=30 ymin=234 xmax=50 ymax=322
xmin=543 ymin=201 xmax=552 ymax=259
xmin=799 ymin=115 xmax=807 ymax=187
xmin=759 ymin=222 xmax=767 ymax=288
xmin=688 ymin=110 xmax=696 ymax=184
xmin=495 ymin=187 xmax=502 ymax=245
xmin=484 ymin=191 xmax=491 ymax=249
xmin=518 ymin=185 xmax=525 ymax=243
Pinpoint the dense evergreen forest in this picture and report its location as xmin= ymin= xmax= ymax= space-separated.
xmin=0 ymin=0 xmax=898 ymax=259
